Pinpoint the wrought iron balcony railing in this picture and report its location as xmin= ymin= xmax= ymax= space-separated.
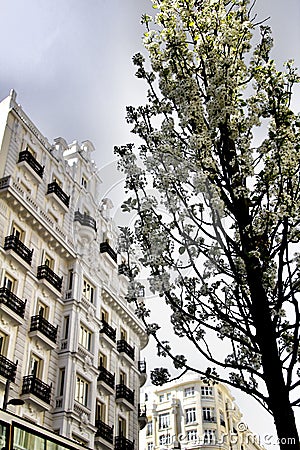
xmin=74 ymin=211 xmax=97 ymax=231
xmin=0 ymin=175 xmax=10 ymax=190
xmin=47 ymin=181 xmax=70 ymax=208
xmin=0 ymin=287 xmax=26 ymax=318
xmin=114 ymin=435 xmax=134 ymax=450
xmin=0 ymin=354 xmax=17 ymax=382
xmin=138 ymin=360 xmax=146 ymax=373
xmin=203 ymin=416 xmax=217 ymax=423
xmin=116 ymin=384 xmax=134 ymax=406
xmin=100 ymin=242 xmax=117 ymax=263
xmin=37 ymin=265 xmax=63 ymax=292
xmin=100 ymin=319 xmax=116 ymax=342
xmin=98 ymin=365 xmax=115 ymax=389
xmin=95 ymin=420 xmax=114 ymax=444
xmin=30 ymin=315 xmax=57 ymax=343
xmin=18 ymin=150 xmax=44 ymax=178
xmin=117 ymin=339 xmax=134 ymax=360
xmin=4 ymin=235 xmax=33 ymax=265
xmin=22 ymin=375 xmax=51 ymax=404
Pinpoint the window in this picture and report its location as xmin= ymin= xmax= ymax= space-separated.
xmin=44 ymin=253 xmax=54 ymax=270
xmin=146 ymin=421 xmax=153 ymax=436
xmin=201 ymin=386 xmax=213 ymax=397
xmin=3 ymin=274 xmax=16 ymax=291
xmin=52 ymin=176 xmax=62 ymax=186
xmin=166 ymin=393 xmax=171 ymax=401
xmin=158 ymin=413 xmax=170 ymax=430
xmin=159 ymin=434 xmax=171 ymax=445
xmin=119 ymin=370 xmax=127 ymax=385
xmin=147 ymin=443 xmax=154 ymax=450
xmin=11 ymin=223 xmax=24 ymax=241
xmin=68 ymin=269 xmax=74 ymax=290
xmin=159 ymin=394 xmax=164 ymax=403
xmin=79 ymin=324 xmax=92 ymax=351
xmin=63 ymin=316 xmax=69 ymax=339
xmin=218 ymin=390 xmax=223 ymax=401
xmin=120 ymin=327 xmax=127 ymax=340
xmin=101 ymin=309 xmax=108 ymax=322
xmin=204 ymin=429 xmax=216 ymax=445
xmin=202 ymin=407 xmax=215 ymax=422
xmin=187 ymin=429 xmax=198 ymax=442
xmin=37 ymin=300 xmax=48 ymax=319
xmin=220 ymin=410 xmax=226 ymax=427
xmin=118 ymin=416 xmax=127 ymax=436
xmin=184 ymin=386 xmax=195 ymax=397
xmin=96 ymin=401 xmax=106 ymax=421
xmin=82 ymin=278 xmax=94 ymax=303
xmin=0 ymin=331 xmax=8 ymax=356
xmin=185 ymin=407 xmax=196 ymax=424
xmin=75 ymin=376 xmax=89 ymax=406
xmin=29 ymin=354 xmax=43 ymax=378
xmin=58 ymin=368 xmax=65 ymax=396
xmin=99 ymin=352 xmax=107 ymax=368
xmin=81 ymin=176 xmax=88 ymax=189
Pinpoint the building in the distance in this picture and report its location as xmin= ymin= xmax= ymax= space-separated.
xmin=0 ymin=90 xmax=148 ymax=450
xmin=140 ymin=373 xmax=263 ymax=450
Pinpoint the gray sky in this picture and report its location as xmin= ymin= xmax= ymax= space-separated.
xmin=0 ymin=0 xmax=299 ymax=445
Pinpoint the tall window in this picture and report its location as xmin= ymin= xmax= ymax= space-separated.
xmin=68 ymin=269 xmax=74 ymax=290
xmin=29 ymin=354 xmax=43 ymax=378
xmin=63 ymin=316 xmax=70 ymax=339
xmin=118 ymin=417 xmax=127 ymax=436
xmin=37 ymin=300 xmax=48 ymax=319
xmin=3 ymin=274 xmax=15 ymax=291
xmin=185 ymin=407 xmax=196 ymax=424
xmin=147 ymin=443 xmax=154 ymax=450
xmin=201 ymin=386 xmax=213 ymax=397
xmin=0 ymin=332 xmax=8 ymax=356
xmin=96 ymin=401 xmax=106 ymax=421
xmin=146 ymin=421 xmax=153 ymax=436
xmin=75 ymin=376 xmax=89 ymax=407
xmin=187 ymin=429 xmax=198 ymax=442
xmin=184 ymin=386 xmax=195 ymax=397
xmin=159 ymin=394 xmax=164 ymax=403
xmin=43 ymin=253 xmax=54 ymax=270
xmin=158 ymin=413 xmax=170 ymax=430
xmin=11 ymin=223 xmax=24 ymax=241
xmin=202 ymin=407 xmax=215 ymax=422
xmin=58 ymin=368 xmax=65 ymax=396
xmin=204 ymin=429 xmax=216 ymax=444
xmin=120 ymin=327 xmax=127 ymax=341
xmin=82 ymin=278 xmax=94 ymax=303
xmin=81 ymin=176 xmax=88 ymax=189
xmin=99 ymin=352 xmax=107 ymax=368
xmin=79 ymin=324 xmax=92 ymax=351
xmin=119 ymin=370 xmax=127 ymax=385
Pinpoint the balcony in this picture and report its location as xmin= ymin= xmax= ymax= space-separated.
xmin=0 ymin=355 xmax=17 ymax=382
xmin=37 ymin=265 xmax=63 ymax=292
xmin=4 ymin=235 xmax=33 ymax=265
xmin=138 ymin=360 xmax=147 ymax=387
xmin=29 ymin=315 xmax=57 ymax=350
xmin=203 ymin=417 xmax=217 ymax=423
xmin=46 ymin=181 xmax=70 ymax=210
xmin=21 ymin=375 xmax=51 ymax=410
xmin=100 ymin=242 xmax=117 ymax=263
xmin=0 ymin=287 xmax=26 ymax=324
xmin=95 ymin=420 xmax=114 ymax=446
xmin=116 ymin=384 xmax=134 ymax=411
xmin=114 ymin=436 xmax=134 ymax=450
xmin=138 ymin=404 xmax=147 ymax=430
xmin=117 ymin=339 xmax=134 ymax=361
xmin=17 ymin=149 xmax=44 ymax=179
xmin=100 ymin=320 xmax=116 ymax=345
xmin=74 ymin=211 xmax=97 ymax=231
xmin=97 ymin=366 xmax=115 ymax=396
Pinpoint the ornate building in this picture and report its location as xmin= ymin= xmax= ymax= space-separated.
xmin=0 ymin=90 xmax=148 ymax=449
xmin=140 ymin=374 xmax=263 ymax=450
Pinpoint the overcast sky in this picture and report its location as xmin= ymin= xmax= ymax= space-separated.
xmin=0 ymin=0 xmax=299 ymax=445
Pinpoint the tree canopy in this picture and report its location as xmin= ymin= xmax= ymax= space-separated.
xmin=115 ymin=0 xmax=300 ymax=447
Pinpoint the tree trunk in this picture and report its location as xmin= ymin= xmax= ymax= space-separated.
xmin=244 ymin=253 xmax=299 ymax=450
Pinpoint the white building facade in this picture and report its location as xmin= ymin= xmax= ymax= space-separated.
xmin=140 ymin=374 xmax=263 ymax=450
xmin=0 ymin=90 xmax=148 ymax=450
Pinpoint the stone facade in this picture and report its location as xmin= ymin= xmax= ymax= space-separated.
xmin=0 ymin=90 xmax=148 ymax=450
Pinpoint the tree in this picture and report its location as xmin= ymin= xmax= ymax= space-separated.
xmin=115 ymin=0 xmax=300 ymax=448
